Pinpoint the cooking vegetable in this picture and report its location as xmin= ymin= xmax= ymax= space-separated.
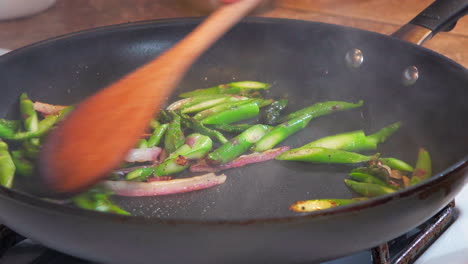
xmin=0 ymin=106 xmax=73 ymax=141
xmin=300 ymin=122 xmax=401 ymax=151
xmin=33 ymin=101 xmax=67 ymax=116
xmin=176 ymin=112 xmax=227 ymax=144
xmin=181 ymin=96 xmax=248 ymax=114
xmin=11 ymin=150 xmax=34 ymax=177
xmin=260 ymin=98 xmax=288 ymax=125
xmin=0 ymin=140 xmax=15 ymax=188
xmin=290 ymin=198 xmax=367 ymax=212
xmin=72 ymin=187 xmax=130 ymax=215
xmin=410 ymin=148 xmax=432 ymax=186
xmin=379 ymin=157 xmax=414 ymax=172
xmin=193 ymin=99 xmax=255 ymax=120
xmin=209 ymin=123 xmax=253 ymax=133
xmin=349 ymin=172 xmax=398 ymax=190
xmin=19 ymin=93 xmax=39 ymax=145
xmin=277 ymin=147 xmax=412 ymax=172
xmin=191 ymin=146 xmax=290 ymax=172
xmin=136 ymin=139 xmax=148 ymax=149
xmin=125 ymin=147 xmax=162 ymax=163
xmin=154 ymin=134 xmax=212 ymax=177
xmin=207 ymin=124 xmax=270 ymax=165
xmin=279 ymin=100 xmax=364 ymax=123
xmin=166 ymin=94 xmax=230 ymax=111
xmin=0 ymin=119 xmax=21 ymax=131
xmin=276 ymin=147 xmax=371 ymax=164
xmin=126 ymin=134 xmax=212 ymax=181
xmin=344 ymin=179 xmax=396 ymax=197
xmin=164 ymin=112 xmax=185 ymax=154
xmin=253 ymin=100 xmax=364 ymax=152
xmin=179 ymin=81 xmax=270 ymax=98
xmin=252 ymin=114 xmax=314 ymax=152
xmin=2 ymin=81 xmax=432 ymax=215
xmin=147 ymin=123 xmax=169 ymax=148
xmin=201 ymin=102 xmax=260 ymax=125
xmin=103 ymin=173 xmax=227 ymax=197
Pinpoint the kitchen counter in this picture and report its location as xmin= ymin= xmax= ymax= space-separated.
xmin=0 ymin=0 xmax=467 ymax=68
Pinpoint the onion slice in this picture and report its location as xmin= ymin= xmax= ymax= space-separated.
xmin=190 ymin=146 xmax=290 ymax=172
xmin=33 ymin=101 xmax=67 ymax=116
xmin=125 ymin=147 xmax=162 ymax=163
xmin=102 ymin=173 xmax=226 ymax=196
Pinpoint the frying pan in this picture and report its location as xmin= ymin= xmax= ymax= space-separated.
xmin=0 ymin=0 xmax=467 ymax=263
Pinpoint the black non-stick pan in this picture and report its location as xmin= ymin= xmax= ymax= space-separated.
xmin=0 ymin=0 xmax=467 ymax=263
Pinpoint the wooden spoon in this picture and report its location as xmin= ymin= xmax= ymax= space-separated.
xmin=39 ymin=0 xmax=264 ymax=193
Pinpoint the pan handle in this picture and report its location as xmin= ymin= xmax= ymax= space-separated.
xmin=392 ymin=0 xmax=468 ymax=45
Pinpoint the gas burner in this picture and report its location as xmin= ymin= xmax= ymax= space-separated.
xmin=0 ymin=201 xmax=459 ymax=264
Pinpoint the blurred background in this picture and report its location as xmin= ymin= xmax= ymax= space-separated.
xmin=0 ymin=0 xmax=467 ymax=68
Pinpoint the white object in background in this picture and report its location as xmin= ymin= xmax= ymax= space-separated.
xmin=415 ymin=184 xmax=468 ymax=264
xmin=0 ymin=49 xmax=10 ymax=56
xmin=0 ymin=0 xmax=56 ymax=21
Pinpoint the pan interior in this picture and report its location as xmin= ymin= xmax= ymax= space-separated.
xmin=1 ymin=18 xmax=467 ymax=221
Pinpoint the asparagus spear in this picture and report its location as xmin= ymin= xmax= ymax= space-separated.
xmin=290 ymin=198 xmax=367 ymax=212
xmin=276 ymin=147 xmax=371 ymax=163
xmin=344 ymin=179 xmax=396 ymax=197
xmin=154 ymin=134 xmax=212 ymax=177
xmin=201 ymin=102 xmax=259 ymax=125
xmin=260 ymin=98 xmax=288 ymax=125
xmin=166 ymin=94 xmax=228 ymax=111
xmin=0 ymin=119 xmax=21 ymax=131
xmin=209 ymin=123 xmax=253 ymax=133
xmin=147 ymin=123 xmax=169 ymax=147
xmin=19 ymin=93 xmax=39 ymax=133
xmin=11 ymin=150 xmax=34 ymax=177
xmin=349 ymin=172 xmax=398 ymax=190
xmin=380 ymin=157 xmax=414 ymax=172
xmin=207 ymin=124 xmax=270 ymax=165
xmin=410 ymin=148 xmax=432 ymax=186
xmin=179 ymin=81 xmax=270 ymax=98
xmin=253 ymin=100 xmax=364 ymax=152
xmin=0 ymin=106 xmax=73 ymax=141
xmin=72 ymin=187 xmax=130 ymax=215
xmin=252 ymin=114 xmax=313 ymax=152
xmin=127 ymin=134 xmax=213 ymax=180
xmin=277 ymin=146 xmax=413 ymax=172
xmin=300 ymin=122 xmax=401 ymax=152
xmin=193 ymin=99 xmax=254 ymax=120
xmin=178 ymin=112 xmax=228 ymax=144
xmin=164 ymin=112 xmax=185 ymax=154
xmin=19 ymin=93 xmax=39 ymax=145
xmin=279 ymin=100 xmax=364 ymax=123
xmin=0 ymin=140 xmax=15 ymax=188
xmin=181 ymin=96 xmax=249 ymax=114
xmin=136 ymin=139 xmax=148 ymax=149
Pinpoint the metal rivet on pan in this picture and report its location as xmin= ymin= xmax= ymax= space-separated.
xmin=402 ymin=65 xmax=419 ymax=86
xmin=345 ymin=48 xmax=364 ymax=68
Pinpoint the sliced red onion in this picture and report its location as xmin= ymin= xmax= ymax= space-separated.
xmin=190 ymin=146 xmax=290 ymax=172
xmin=166 ymin=98 xmax=192 ymax=110
xmin=125 ymin=147 xmax=162 ymax=163
xmin=102 ymin=173 xmax=226 ymax=196
xmin=33 ymin=101 xmax=67 ymax=116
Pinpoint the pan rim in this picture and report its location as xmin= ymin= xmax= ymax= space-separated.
xmin=0 ymin=17 xmax=467 ymax=225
